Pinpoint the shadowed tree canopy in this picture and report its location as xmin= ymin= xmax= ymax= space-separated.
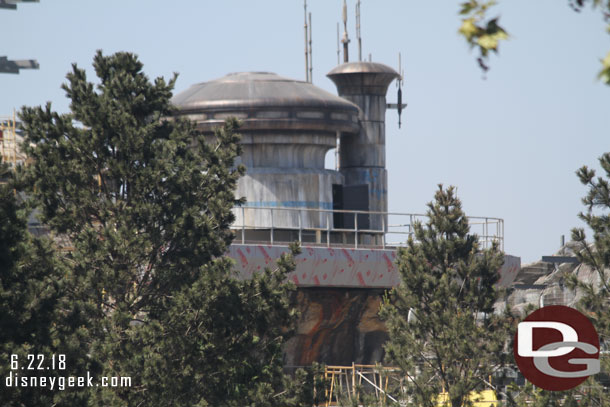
xmin=18 ymin=50 xmax=298 ymax=407
xmin=562 ymin=152 xmax=610 ymax=406
xmin=0 ymin=161 xmax=77 ymax=406
xmin=380 ymin=185 xmax=508 ymax=407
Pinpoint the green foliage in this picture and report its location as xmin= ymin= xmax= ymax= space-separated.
xmin=569 ymin=153 xmax=610 ymax=331
xmin=501 ymin=152 xmax=610 ymax=407
xmin=457 ymin=0 xmax=610 ymax=83
xmin=570 ymin=0 xmax=610 ymax=83
xmin=458 ymin=1 xmax=509 ymax=73
xmin=563 ymin=0 xmax=610 ymax=84
xmin=17 ymin=50 xmax=297 ymax=406
xmin=380 ymin=185 xmax=508 ymax=407
xmin=564 ymin=152 xmax=610 ymax=405
xmin=282 ymin=362 xmax=328 ymax=407
xmin=0 ymin=163 xmax=85 ymax=406
xmin=598 ymin=50 xmax=610 ymax=84
xmin=504 ymin=382 xmax=579 ymax=407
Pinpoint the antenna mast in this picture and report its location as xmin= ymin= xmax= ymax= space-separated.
xmin=398 ymin=53 xmax=403 ymax=127
xmin=308 ymin=12 xmax=313 ymax=83
xmin=336 ymin=22 xmax=340 ymax=65
xmin=304 ymin=0 xmax=309 ymax=82
xmin=356 ymin=0 xmax=362 ymax=61
xmin=386 ymin=52 xmax=407 ymax=128
xmin=396 ymin=52 xmax=406 ymax=128
xmin=341 ymin=0 xmax=350 ymax=63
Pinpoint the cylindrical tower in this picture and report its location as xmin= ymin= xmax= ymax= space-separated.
xmin=327 ymin=62 xmax=399 ymax=231
xmin=171 ymin=72 xmax=360 ymax=240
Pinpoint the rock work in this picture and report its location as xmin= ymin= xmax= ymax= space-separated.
xmin=283 ymin=288 xmax=388 ymax=367
xmin=502 ymin=242 xmax=604 ymax=315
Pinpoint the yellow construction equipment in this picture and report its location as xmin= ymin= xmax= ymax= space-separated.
xmin=437 ymin=389 xmax=498 ymax=407
xmin=322 ymin=364 xmax=498 ymax=407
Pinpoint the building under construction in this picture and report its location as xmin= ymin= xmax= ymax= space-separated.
xmin=169 ymin=2 xmax=520 ymax=368
xmin=0 ymin=0 xmax=519 ymax=381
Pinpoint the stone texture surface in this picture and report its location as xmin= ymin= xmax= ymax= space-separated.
xmin=500 ymin=242 xmax=605 ymax=315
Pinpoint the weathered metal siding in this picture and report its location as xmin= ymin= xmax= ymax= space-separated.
xmin=228 ymin=244 xmax=520 ymax=365
xmin=227 ymin=244 xmax=521 ymax=289
xmin=327 ymin=62 xmax=399 ymax=230
xmin=171 ymin=72 xmax=362 ymax=229
xmin=235 ymin=168 xmax=343 ymax=229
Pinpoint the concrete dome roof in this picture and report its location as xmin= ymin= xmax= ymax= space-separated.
xmin=171 ymin=72 xmax=360 ymax=134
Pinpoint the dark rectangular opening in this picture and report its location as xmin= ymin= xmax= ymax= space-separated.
xmin=332 ymin=184 xmax=369 ymax=230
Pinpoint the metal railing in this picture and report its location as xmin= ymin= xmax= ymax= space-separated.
xmin=231 ymin=206 xmax=504 ymax=250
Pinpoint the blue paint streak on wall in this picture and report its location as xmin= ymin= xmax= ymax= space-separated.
xmin=242 ymin=201 xmax=334 ymax=210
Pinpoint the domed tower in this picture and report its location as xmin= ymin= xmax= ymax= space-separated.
xmin=172 ymin=72 xmax=360 ymax=242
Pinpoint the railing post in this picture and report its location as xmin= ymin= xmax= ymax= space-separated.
xmin=298 ymin=210 xmax=302 ymax=243
xmin=502 ymin=219 xmax=505 ymax=251
xmin=382 ymin=213 xmax=386 ymax=249
xmin=354 ymin=212 xmax=358 ymax=249
xmin=326 ymin=212 xmax=330 ymax=247
xmin=485 ymin=217 xmax=489 ymax=249
xmin=410 ymin=214 xmax=414 ymax=238
xmin=496 ymin=219 xmax=500 ymax=249
xmin=405 ymin=214 xmax=413 ymax=246
xmin=352 ymin=362 xmax=356 ymax=398
xmin=241 ymin=206 xmax=245 ymax=244
xmin=270 ymin=208 xmax=274 ymax=245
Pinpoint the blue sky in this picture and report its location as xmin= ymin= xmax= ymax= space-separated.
xmin=1 ymin=0 xmax=608 ymax=263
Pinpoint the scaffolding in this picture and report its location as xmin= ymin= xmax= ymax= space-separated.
xmin=1 ymin=111 xmax=26 ymax=167
xmin=322 ymin=364 xmax=499 ymax=406
xmin=324 ymin=364 xmax=403 ymax=406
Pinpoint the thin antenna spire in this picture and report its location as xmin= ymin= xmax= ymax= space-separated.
xmin=304 ymin=0 xmax=309 ymax=82
xmin=308 ymin=12 xmax=313 ymax=83
xmin=397 ymin=52 xmax=405 ymax=128
xmin=336 ymin=22 xmax=341 ymax=65
xmin=356 ymin=0 xmax=362 ymax=61
xmin=398 ymin=53 xmax=401 ymax=81
xmin=399 ymin=52 xmax=404 ymax=81
xmin=341 ymin=0 xmax=350 ymax=63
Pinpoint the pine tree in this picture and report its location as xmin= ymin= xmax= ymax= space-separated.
xmin=18 ymin=50 xmax=297 ymax=406
xmin=565 ymin=152 xmax=610 ymax=405
xmin=379 ymin=185 xmax=507 ymax=407
xmin=0 ymin=162 xmax=84 ymax=406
